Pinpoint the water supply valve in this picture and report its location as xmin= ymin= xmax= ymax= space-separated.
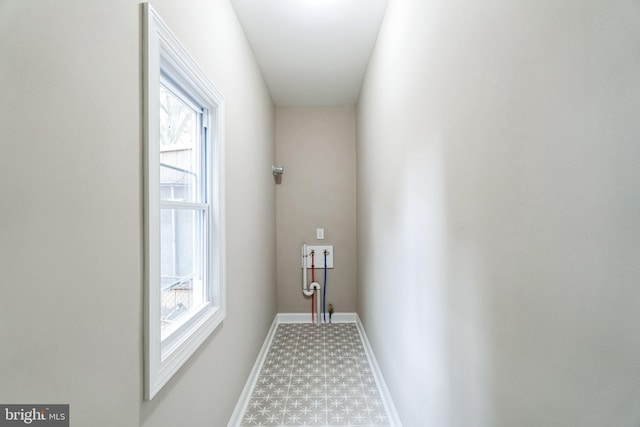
xmin=304 ymin=245 xmax=333 ymax=268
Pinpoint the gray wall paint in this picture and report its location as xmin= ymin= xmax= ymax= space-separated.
xmin=357 ymin=0 xmax=640 ymax=426
xmin=275 ymin=107 xmax=357 ymax=314
xmin=0 ymin=1 xmax=276 ymax=426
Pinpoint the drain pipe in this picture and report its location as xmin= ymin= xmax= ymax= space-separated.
xmin=301 ymin=244 xmax=321 ymax=322
xmin=302 ymin=244 xmax=313 ymax=296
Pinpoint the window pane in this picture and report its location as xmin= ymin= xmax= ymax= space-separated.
xmin=160 ymin=208 xmax=206 ymax=336
xmin=159 ymin=84 xmax=200 ymax=202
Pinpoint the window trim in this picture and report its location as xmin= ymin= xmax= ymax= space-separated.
xmin=143 ymin=3 xmax=226 ymax=400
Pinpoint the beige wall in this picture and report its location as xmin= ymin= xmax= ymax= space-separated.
xmin=357 ymin=0 xmax=640 ymax=426
xmin=275 ymin=107 xmax=357 ymax=314
xmin=0 ymin=1 xmax=276 ymax=426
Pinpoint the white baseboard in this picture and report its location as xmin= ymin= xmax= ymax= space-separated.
xmin=228 ymin=313 xmax=402 ymax=427
xmin=276 ymin=312 xmax=358 ymax=323
xmin=355 ymin=315 xmax=403 ymax=427
xmin=226 ymin=316 xmax=279 ymax=427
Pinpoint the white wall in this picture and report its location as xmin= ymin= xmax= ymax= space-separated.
xmin=357 ymin=0 xmax=640 ymax=426
xmin=0 ymin=1 xmax=275 ymax=426
xmin=275 ymin=107 xmax=357 ymax=314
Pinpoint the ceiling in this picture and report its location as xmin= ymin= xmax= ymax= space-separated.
xmin=230 ymin=0 xmax=389 ymax=106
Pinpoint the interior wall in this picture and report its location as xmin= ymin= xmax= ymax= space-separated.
xmin=275 ymin=107 xmax=357 ymax=314
xmin=0 ymin=1 xmax=276 ymax=426
xmin=357 ymin=0 xmax=640 ymax=426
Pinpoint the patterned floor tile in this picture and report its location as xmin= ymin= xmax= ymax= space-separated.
xmin=239 ymin=323 xmax=392 ymax=427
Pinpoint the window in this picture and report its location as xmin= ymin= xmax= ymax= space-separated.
xmin=144 ymin=3 xmax=225 ymax=400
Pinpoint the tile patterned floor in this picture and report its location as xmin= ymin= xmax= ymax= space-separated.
xmin=240 ymin=323 xmax=391 ymax=427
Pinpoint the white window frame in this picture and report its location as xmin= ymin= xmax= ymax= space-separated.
xmin=143 ymin=3 xmax=226 ymax=400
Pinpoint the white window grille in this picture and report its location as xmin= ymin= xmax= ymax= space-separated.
xmin=143 ymin=3 xmax=226 ymax=400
